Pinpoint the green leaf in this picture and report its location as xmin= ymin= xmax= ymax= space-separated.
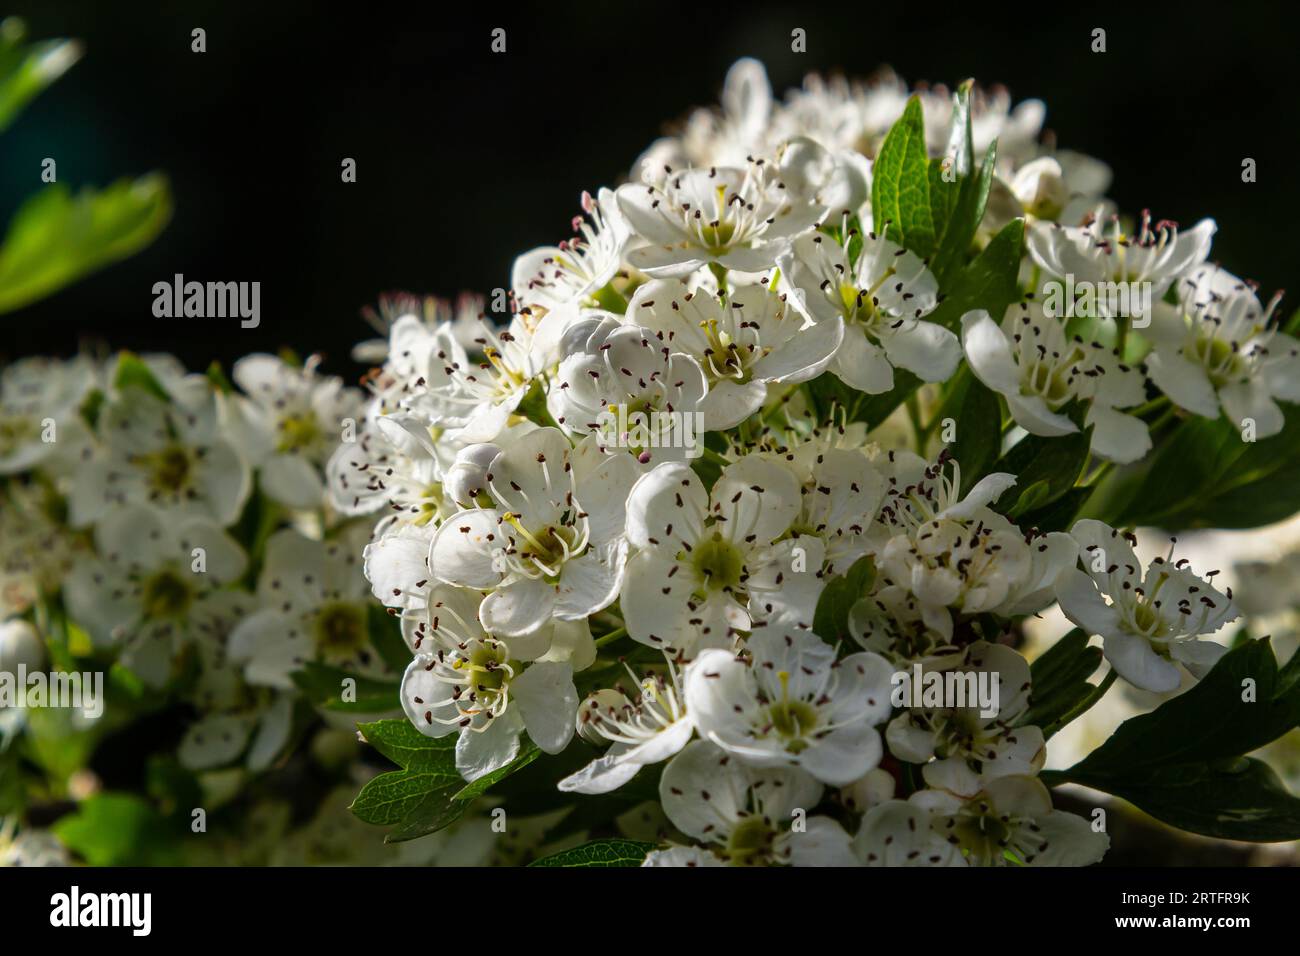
xmin=872 ymin=97 xmax=951 ymax=257
xmin=0 ymin=175 xmax=172 ymax=313
xmin=367 ymin=602 xmax=413 ymax=673
xmin=0 ymin=18 xmax=82 ymax=133
xmin=52 ymin=793 xmax=178 ymax=865
xmin=929 ymin=141 xmax=998 ymax=287
xmin=1095 ymin=410 xmax=1300 ymax=531
xmin=111 ymin=351 xmax=171 ymax=402
xmin=351 ymin=719 xmax=540 ymax=843
xmin=1016 ymin=485 xmax=1092 ymax=533
xmin=938 ymin=368 xmax=1002 ymax=492
xmin=991 ymin=421 xmax=1092 ymax=510
xmin=1021 ymin=628 xmax=1103 ymax=733
xmin=813 ymin=555 xmax=875 ymax=641
xmin=1044 ymin=638 xmax=1300 ymax=841
xmin=528 ymin=838 xmax=656 ymax=867
xmin=927 ymin=218 xmax=1025 ymax=332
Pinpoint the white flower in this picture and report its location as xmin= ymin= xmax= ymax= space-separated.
xmin=876 ymin=454 xmax=1078 ymax=633
xmin=1028 ymin=210 xmax=1216 ymax=312
xmin=849 ymin=582 xmax=963 ymax=670
xmin=325 ymin=418 xmax=447 ymax=521
xmin=547 ymin=312 xmax=709 ymax=463
xmin=909 ymin=775 xmax=1109 ymax=866
xmin=0 ymin=356 xmax=95 ymax=475
xmin=780 ymin=223 xmax=961 ymax=393
xmin=653 ymin=739 xmax=856 ymax=866
xmin=616 ymin=140 xmax=852 ymax=278
xmin=227 ymin=523 xmax=379 ymax=689
xmin=63 ymin=503 xmax=248 ymax=687
xmin=853 ymin=799 xmax=966 ymax=866
xmin=625 ymin=277 xmax=842 ymax=430
xmin=230 ymin=354 xmax=364 ymax=509
xmin=1055 ymin=519 xmax=1239 ymax=692
xmin=885 ymin=642 xmax=1045 ymax=796
xmin=392 ymin=312 xmax=544 ymax=444
xmin=686 ymin=627 xmax=894 ymax=786
xmin=763 ymin=441 xmax=886 ymax=576
xmin=69 ymin=378 xmax=250 ymax=528
xmin=620 ymin=457 xmax=820 ymax=657
xmin=424 ymin=428 xmax=637 ymax=638
xmin=511 ymin=188 xmax=630 ymax=351
xmin=559 ymin=654 xmax=693 ymax=795
xmin=1145 ymin=266 xmax=1299 ymax=438
xmin=961 ymin=303 xmax=1151 ymax=463
xmin=398 ymin=582 xmax=586 ymax=780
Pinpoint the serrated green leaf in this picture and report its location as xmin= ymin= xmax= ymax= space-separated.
xmin=872 ymin=97 xmax=947 ymax=257
xmin=528 ymin=838 xmax=656 ymax=867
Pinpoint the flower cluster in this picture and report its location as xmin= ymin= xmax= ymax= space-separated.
xmin=4 ymin=57 xmax=1297 ymax=868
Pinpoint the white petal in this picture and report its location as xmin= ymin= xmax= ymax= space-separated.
xmin=511 ymin=661 xmax=578 ymax=754
xmin=1145 ymin=349 xmax=1221 ymax=419
xmin=480 ymin=578 xmax=556 ymax=638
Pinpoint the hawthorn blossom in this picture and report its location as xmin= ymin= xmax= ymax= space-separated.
xmin=512 ymin=188 xmax=630 ymax=350
xmin=648 ymin=739 xmax=856 ymax=866
xmin=0 ymin=356 xmax=95 ymax=476
xmin=398 ymin=582 xmax=589 ymax=780
xmin=686 ymin=627 xmax=894 ymax=786
xmin=885 ymin=641 xmax=1045 ymax=795
xmin=961 ymin=303 xmax=1151 ymax=463
xmin=424 ymin=428 xmax=637 ymax=638
xmin=227 ymin=523 xmax=382 ymax=689
xmin=781 ymin=224 xmax=961 ymax=394
xmin=909 ymin=775 xmax=1109 ymax=866
xmin=875 ymin=454 xmax=1078 ymax=633
xmin=616 ymin=138 xmax=860 ymax=278
xmin=63 ymin=503 xmax=248 ymax=687
xmin=625 ymin=277 xmax=843 ymax=430
xmin=69 ymin=377 xmax=250 ymax=528
xmin=547 ymin=312 xmax=709 ymax=463
xmin=1055 ymin=520 xmax=1239 ymax=692
xmin=230 ymin=353 xmax=364 ymax=509
xmin=1145 ymin=265 xmax=1299 ymax=438
xmin=392 ymin=312 xmax=545 ymax=445
xmin=1027 ymin=209 xmax=1216 ymax=315
xmin=619 ymin=457 xmax=822 ymax=656
xmin=559 ymin=655 xmax=693 ymax=795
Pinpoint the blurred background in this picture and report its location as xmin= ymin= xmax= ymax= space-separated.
xmin=2 ymin=1 xmax=1296 ymax=376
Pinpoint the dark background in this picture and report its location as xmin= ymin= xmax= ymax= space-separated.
xmin=3 ymin=1 xmax=1295 ymax=381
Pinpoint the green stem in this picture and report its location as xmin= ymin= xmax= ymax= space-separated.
xmin=594 ymin=627 xmax=627 ymax=649
xmin=701 ymin=447 xmax=731 ymax=468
